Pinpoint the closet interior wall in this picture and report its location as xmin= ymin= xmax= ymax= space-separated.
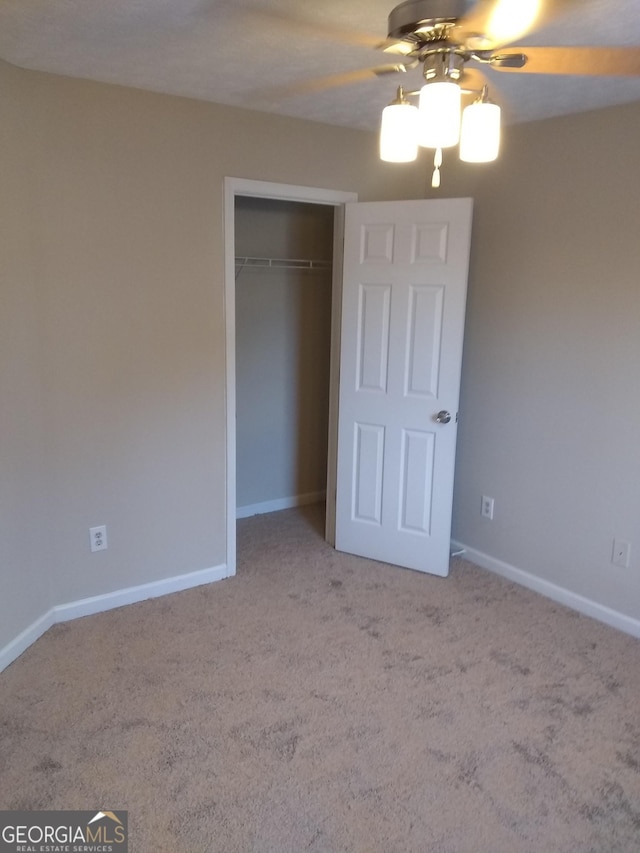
xmin=235 ymin=196 xmax=334 ymax=518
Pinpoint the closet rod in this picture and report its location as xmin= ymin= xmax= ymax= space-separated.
xmin=235 ymin=256 xmax=332 ymax=271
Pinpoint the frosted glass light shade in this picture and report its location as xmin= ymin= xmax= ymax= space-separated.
xmin=418 ymin=81 xmax=461 ymax=149
xmin=460 ymin=101 xmax=501 ymax=162
xmin=380 ymin=102 xmax=419 ymax=162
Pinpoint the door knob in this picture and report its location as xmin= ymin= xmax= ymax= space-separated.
xmin=435 ymin=410 xmax=452 ymax=424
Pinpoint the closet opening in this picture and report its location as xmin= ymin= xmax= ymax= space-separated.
xmin=234 ymin=195 xmax=334 ymax=528
xmin=224 ymin=177 xmax=357 ymax=576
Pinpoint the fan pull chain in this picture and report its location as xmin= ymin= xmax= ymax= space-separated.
xmin=431 ymin=148 xmax=443 ymax=188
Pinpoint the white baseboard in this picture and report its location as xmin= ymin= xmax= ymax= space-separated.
xmin=53 ymin=563 xmax=232 ymax=622
xmin=0 ymin=609 xmax=56 ymax=676
xmin=0 ymin=562 xmax=232 ymax=674
xmin=236 ymin=490 xmax=325 ymax=519
xmin=452 ymin=540 xmax=640 ymax=639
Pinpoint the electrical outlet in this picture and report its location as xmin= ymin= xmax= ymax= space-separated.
xmin=90 ymin=525 xmax=108 ymax=553
xmin=612 ymin=539 xmax=631 ymax=568
xmin=481 ymin=495 xmax=494 ymax=520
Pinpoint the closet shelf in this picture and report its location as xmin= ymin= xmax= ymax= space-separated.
xmin=235 ymin=256 xmax=332 ymax=271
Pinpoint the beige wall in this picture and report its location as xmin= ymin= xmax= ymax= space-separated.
xmin=451 ymin=101 xmax=640 ymax=620
xmin=0 ymin=59 xmax=427 ymax=654
xmin=1 ymin=62 xmax=53 ymax=643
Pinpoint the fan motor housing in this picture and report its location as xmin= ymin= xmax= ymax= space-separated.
xmin=388 ymin=0 xmax=467 ymax=39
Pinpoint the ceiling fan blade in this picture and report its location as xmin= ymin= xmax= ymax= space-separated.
xmin=377 ymin=36 xmax=418 ymax=56
xmin=255 ymin=65 xmax=413 ymax=101
xmin=233 ymin=2 xmax=381 ymax=49
xmin=373 ymin=62 xmax=419 ymax=76
xmin=453 ymin=0 xmax=581 ymax=51
xmin=489 ymin=46 xmax=640 ymax=76
xmin=458 ymin=67 xmax=510 ymax=113
xmin=459 ymin=66 xmax=490 ymax=93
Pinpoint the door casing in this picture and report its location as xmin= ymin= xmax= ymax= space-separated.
xmin=223 ymin=177 xmax=357 ymax=574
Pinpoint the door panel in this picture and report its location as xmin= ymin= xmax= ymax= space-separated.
xmin=399 ymin=427 xmax=435 ymax=534
xmin=405 ymin=284 xmax=444 ymax=398
xmin=353 ymin=422 xmax=385 ymax=524
xmin=357 ymin=284 xmax=391 ymax=393
xmin=335 ymin=198 xmax=473 ymax=577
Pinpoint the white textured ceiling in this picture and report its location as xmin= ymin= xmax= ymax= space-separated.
xmin=0 ymin=0 xmax=639 ymax=130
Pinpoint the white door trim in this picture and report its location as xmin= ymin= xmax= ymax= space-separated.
xmin=223 ymin=177 xmax=357 ymax=574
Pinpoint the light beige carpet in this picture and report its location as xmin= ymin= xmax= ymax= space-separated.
xmin=2 ymin=505 xmax=640 ymax=852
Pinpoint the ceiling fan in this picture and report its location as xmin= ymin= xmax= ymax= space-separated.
xmin=272 ymin=0 xmax=640 ymax=184
xmin=373 ymin=0 xmax=640 ymax=88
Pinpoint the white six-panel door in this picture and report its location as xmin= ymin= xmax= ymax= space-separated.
xmin=335 ymin=198 xmax=473 ymax=576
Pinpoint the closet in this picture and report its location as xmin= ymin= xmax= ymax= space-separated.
xmin=235 ymin=196 xmax=335 ymax=518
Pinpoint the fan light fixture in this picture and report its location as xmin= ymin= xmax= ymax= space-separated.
xmin=460 ymin=87 xmax=501 ymax=162
xmin=418 ymin=80 xmax=461 ymax=149
xmin=380 ymin=53 xmax=501 ymax=185
xmin=379 ymin=87 xmax=419 ymax=162
xmin=483 ymin=0 xmax=541 ymax=48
